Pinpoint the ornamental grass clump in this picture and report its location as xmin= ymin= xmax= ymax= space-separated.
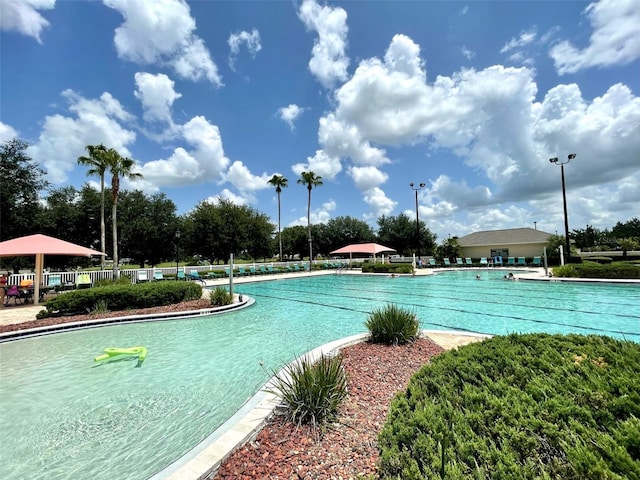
xmin=266 ymin=353 xmax=348 ymax=432
xmin=209 ymin=286 xmax=233 ymax=306
xmin=365 ymin=303 xmax=420 ymax=345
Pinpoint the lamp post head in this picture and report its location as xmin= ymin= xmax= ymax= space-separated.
xmin=568 ymin=153 xmax=576 ymax=160
xmin=175 ymin=230 xmax=181 ymax=239
xmin=419 ymin=183 xmax=425 ymax=188
xmin=409 ymin=182 xmax=414 ymax=187
xmin=549 ymin=157 xmax=558 ymax=163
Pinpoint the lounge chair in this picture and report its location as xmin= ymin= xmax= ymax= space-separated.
xmin=176 ymin=269 xmax=186 ymax=280
xmin=428 ymin=258 xmax=437 ymax=267
xmin=153 ymin=270 xmax=164 ymax=281
xmin=76 ymin=273 xmax=93 ymax=289
xmin=532 ymin=256 xmax=542 ymax=267
xmin=188 ymin=270 xmax=206 ymax=284
xmin=517 ymin=257 xmax=526 ymax=266
xmin=47 ymin=274 xmax=62 ymax=289
xmin=259 ymin=265 xmax=268 ymax=275
xmin=248 ymin=266 xmax=257 ymax=275
xmin=456 ymin=258 xmax=464 ymax=267
xmin=465 ymin=257 xmax=473 ymax=267
xmin=443 ymin=258 xmax=451 ymax=267
xmin=267 ymin=265 xmax=278 ymax=274
xmin=137 ymin=271 xmax=149 ymax=283
xmin=480 ymin=257 xmax=488 ymax=266
xmin=507 ymin=257 xmax=516 ymax=266
xmin=494 ymin=256 xmax=503 ymax=266
xmin=237 ymin=266 xmax=248 ymax=276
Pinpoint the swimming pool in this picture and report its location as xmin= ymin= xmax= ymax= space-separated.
xmin=1 ymin=271 xmax=638 ymax=479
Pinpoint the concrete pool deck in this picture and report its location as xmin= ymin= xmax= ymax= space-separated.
xmin=2 ymin=266 xmax=637 ymax=480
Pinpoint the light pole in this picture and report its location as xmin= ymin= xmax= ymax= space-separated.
xmin=409 ymin=182 xmax=426 ymax=260
xmin=175 ymin=230 xmax=181 ymax=277
xmin=549 ymin=154 xmax=576 ymax=264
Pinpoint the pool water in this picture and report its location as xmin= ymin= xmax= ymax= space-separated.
xmin=1 ymin=271 xmax=638 ymax=479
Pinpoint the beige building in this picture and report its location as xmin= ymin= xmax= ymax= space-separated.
xmin=458 ymin=227 xmax=554 ymax=260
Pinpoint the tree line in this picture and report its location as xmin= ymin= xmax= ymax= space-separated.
xmin=0 ymin=139 xmax=437 ymax=271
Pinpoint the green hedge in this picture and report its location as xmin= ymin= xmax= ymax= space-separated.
xmin=37 ymin=281 xmax=203 ymax=319
xmin=378 ymin=334 xmax=640 ymax=480
xmin=361 ymin=263 xmax=414 ymax=274
xmin=553 ymin=261 xmax=640 ymax=279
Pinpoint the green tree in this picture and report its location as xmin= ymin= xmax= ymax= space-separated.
xmin=76 ymin=184 xmax=104 ymax=257
xmin=618 ymin=238 xmax=639 ymax=259
xmin=376 ymin=213 xmax=419 ymax=256
xmin=0 ymin=139 xmax=49 ymax=240
xmin=187 ymin=198 xmax=272 ymax=263
xmin=297 ymin=171 xmax=323 ymax=267
xmin=37 ymin=186 xmax=83 ymax=241
xmin=323 ymin=216 xmax=376 ymax=253
xmin=117 ymin=191 xmax=178 ymax=266
xmin=77 ymin=144 xmax=110 ymax=268
xmin=245 ymin=210 xmax=275 ymax=261
xmin=35 ymin=185 xmax=101 ymax=270
xmin=105 ymin=149 xmax=143 ymax=278
xmin=611 ymin=217 xmax=640 ymax=239
xmin=281 ymin=226 xmax=309 ymax=260
xmin=268 ymin=174 xmax=288 ymax=260
xmin=435 ymin=236 xmax=461 ymax=262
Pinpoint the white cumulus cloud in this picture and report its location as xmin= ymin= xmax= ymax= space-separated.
xmin=549 ymin=0 xmax=640 ymax=74
xmin=28 ymin=89 xmax=136 ymax=184
xmin=134 ymin=72 xmax=182 ymax=123
xmin=298 ymin=0 xmax=349 ymax=89
xmin=278 ymin=104 xmax=306 ymax=130
xmin=227 ymin=28 xmax=262 ymax=71
xmin=0 ymin=121 xmax=19 ymax=143
xmin=104 ymin=0 xmax=222 ymax=85
xmin=0 ymin=0 xmax=55 ymax=43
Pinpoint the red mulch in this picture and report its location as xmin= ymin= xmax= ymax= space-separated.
xmin=0 ymin=299 xmax=212 ymax=334
xmin=215 ymin=339 xmax=444 ymax=479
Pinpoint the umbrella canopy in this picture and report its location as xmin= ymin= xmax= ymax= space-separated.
xmin=0 ymin=234 xmax=105 ymax=305
xmin=330 ymin=243 xmax=396 ymax=265
xmin=330 ymin=243 xmax=396 ymax=255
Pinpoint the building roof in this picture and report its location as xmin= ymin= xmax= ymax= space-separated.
xmin=458 ymin=228 xmax=554 ymax=247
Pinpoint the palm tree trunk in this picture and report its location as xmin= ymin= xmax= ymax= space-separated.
xmin=100 ymin=175 xmax=106 ymax=270
xmin=277 ymin=191 xmax=283 ymax=260
xmin=112 ymin=201 xmax=119 ymax=280
xmin=307 ymin=188 xmax=312 ymax=269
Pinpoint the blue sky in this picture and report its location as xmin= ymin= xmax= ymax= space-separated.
xmin=1 ymin=0 xmax=639 ymax=242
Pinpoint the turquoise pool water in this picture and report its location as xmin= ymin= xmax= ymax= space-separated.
xmin=1 ymin=271 xmax=638 ymax=479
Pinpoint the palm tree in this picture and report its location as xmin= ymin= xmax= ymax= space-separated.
xmin=77 ymin=144 xmax=109 ymax=269
xmin=297 ymin=171 xmax=323 ymax=270
xmin=268 ymin=174 xmax=288 ymax=260
xmin=105 ymin=148 xmax=143 ymax=279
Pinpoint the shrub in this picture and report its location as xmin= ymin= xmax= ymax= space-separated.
xmin=209 ymin=287 xmax=233 ymax=306
xmin=265 ymin=353 xmax=348 ymax=432
xmin=553 ymin=261 xmax=640 ymax=279
xmin=94 ymin=275 xmax=132 ymax=287
xmin=36 ymin=281 xmax=202 ymax=319
xmin=377 ymin=334 xmax=640 ymax=480
xmin=361 ymin=263 xmax=413 ymax=274
xmin=365 ymin=304 xmax=420 ymax=345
